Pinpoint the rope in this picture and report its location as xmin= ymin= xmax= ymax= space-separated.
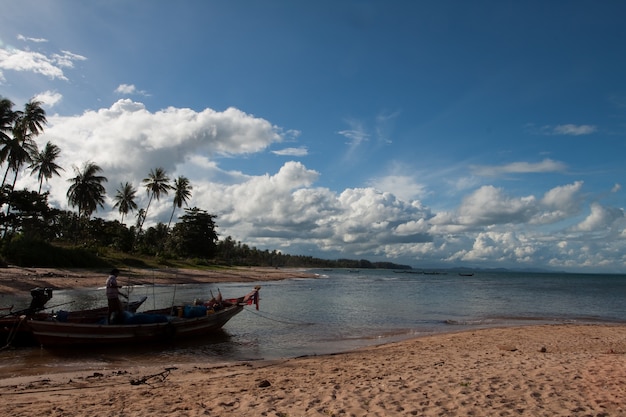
xmin=130 ymin=367 xmax=177 ymax=386
xmin=1 ymin=315 xmax=27 ymax=351
xmin=243 ymin=306 xmax=316 ymax=326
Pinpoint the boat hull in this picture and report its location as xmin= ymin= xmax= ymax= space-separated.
xmin=1 ymin=297 xmax=148 ymax=347
xmin=28 ymin=304 xmax=244 ymax=347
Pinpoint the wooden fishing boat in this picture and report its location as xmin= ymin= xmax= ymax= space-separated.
xmin=1 ymin=287 xmax=54 ymax=347
xmin=27 ymin=287 xmax=260 ymax=347
xmin=52 ymin=296 xmax=148 ymax=323
xmin=1 ymin=295 xmax=147 ymax=347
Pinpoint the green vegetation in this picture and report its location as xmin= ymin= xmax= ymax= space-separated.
xmin=0 ymin=96 xmax=410 ymax=271
xmin=0 ymin=186 xmax=410 ymax=270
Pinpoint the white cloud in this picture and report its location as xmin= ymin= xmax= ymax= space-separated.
xmin=33 ymin=90 xmax=62 ymax=108
xmin=456 ymin=185 xmax=537 ymax=227
xmin=541 ymin=181 xmax=583 ymax=209
xmin=532 ymin=181 xmax=584 ymax=224
xmin=52 ymin=50 xmax=86 ymax=68
xmin=0 ymin=48 xmax=67 ymax=80
xmin=552 ymin=124 xmax=597 ymax=136
xmin=0 ymin=45 xmax=85 ymax=81
xmin=471 ymin=158 xmax=567 ymax=177
xmin=28 ymin=99 xmax=285 ymax=211
xmin=368 ymin=174 xmax=427 ymax=202
xmin=429 ymin=182 xmax=587 ymax=233
xmin=394 ymin=218 xmax=430 ymax=235
xmin=17 ymin=34 xmax=48 ymax=43
xmin=459 ymin=231 xmax=536 ymax=264
xmin=115 ymin=84 xmax=137 ymax=94
xmin=271 ymin=147 xmax=308 ymax=157
xmin=572 ymin=203 xmax=624 ymax=232
xmin=526 ymin=123 xmax=598 ymax=136
xmin=115 ymin=84 xmax=149 ymax=96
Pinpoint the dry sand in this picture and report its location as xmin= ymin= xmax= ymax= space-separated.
xmin=1 ymin=267 xmax=626 ymax=416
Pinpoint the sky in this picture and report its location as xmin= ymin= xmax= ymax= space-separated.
xmin=1 ymin=1 xmax=626 ymax=273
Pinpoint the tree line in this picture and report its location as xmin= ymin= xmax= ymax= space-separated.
xmin=0 ymin=96 xmax=411 ymax=270
xmin=0 ymin=96 xmax=232 ymax=266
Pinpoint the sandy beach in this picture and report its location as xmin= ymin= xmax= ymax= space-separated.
xmin=1 ymin=267 xmax=626 ymax=416
xmin=0 ymin=265 xmax=317 ymax=294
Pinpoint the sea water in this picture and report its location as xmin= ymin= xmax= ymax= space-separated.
xmin=2 ymin=269 xmax=626 ymax=372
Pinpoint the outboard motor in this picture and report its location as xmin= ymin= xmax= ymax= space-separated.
xmin=28 ymin=287 xmax=53 ymax=313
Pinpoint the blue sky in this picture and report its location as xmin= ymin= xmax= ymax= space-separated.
xmin=2 ymin=1 xmax=626 ymax=272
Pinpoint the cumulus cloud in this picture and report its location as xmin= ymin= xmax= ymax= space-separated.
xmin=115 ymin=84 xmax=149 ymax=96
xmin=532 ymin=181 xmax=584 ymax=224
xmin=368 ymin=174 xmax=427 ymax=202
xmin=572 ymin=203 xmax=624 ymax=232
xmin=429 ymin=182 xmax=587 ymax=233
xmin=46 ymin=98 xmax=282 ymax=159
xmin=115 ymin=84 xmax=137 ymax=94
xmin=192 ymin=178 xmax=434 ymax=259
xmin=452 ymin=185 xmax=537 ymax=227
xmin=29 ymin=99 xmax=285 ymax=209
xmin=456 ymin=231 xmax=536 ymax=264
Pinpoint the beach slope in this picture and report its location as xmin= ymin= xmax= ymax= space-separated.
xmin=1 ymin=324 xmax=625 ymax=416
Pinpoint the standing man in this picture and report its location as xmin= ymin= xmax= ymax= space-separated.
xmin=106 ymin=268 xmax=128 ymax=324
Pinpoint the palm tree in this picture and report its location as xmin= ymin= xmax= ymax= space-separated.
xmin=139 ymin=167 xmax=172 ymax=231
xmin=113 ymin=182 xmax=138 ymax=224
xmin=167 ymin=176 xmax=193 ymax=228
xmin=0 ymin=97 xmax=16 ymax=146
xmin=1 ymin=132 xmax=37 ymax=187
xmin=0 ymin=99 xmax=47 ymax=188
xmin=66 ymin=161 xmax=108 ymax=218
xmin=28 ymin=141 xmax=64 ymax=193
xmin=135 ymin=208 xmax=146 ymax=229
xmin=21 ymin=100 xmax=47 ymax=137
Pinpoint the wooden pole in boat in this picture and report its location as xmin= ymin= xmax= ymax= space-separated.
xmin=170 ymin=284 xmax=177 ymax=315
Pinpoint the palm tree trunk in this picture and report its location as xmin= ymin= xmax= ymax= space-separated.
xmin=139 ymin=194 xmax=154 ymax=232
xmin=167 ymin=206 xmax=176 ymax=229
xmin=10 ymin=162 xmax=21 ymax=189
xmin=5 ymin=164 xmax=21 ymax=216
xmin=2 ymin=165 xmax=11 ymax=187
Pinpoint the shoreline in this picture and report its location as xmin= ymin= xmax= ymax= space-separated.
xmin=1 ymin=323 xmax=625 ymax=415
xmin=0 ymin=265 xmax=317 ymax=294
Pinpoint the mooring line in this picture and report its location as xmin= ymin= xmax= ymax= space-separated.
xmin=243 ymin=306 xmax=316 ymax=326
